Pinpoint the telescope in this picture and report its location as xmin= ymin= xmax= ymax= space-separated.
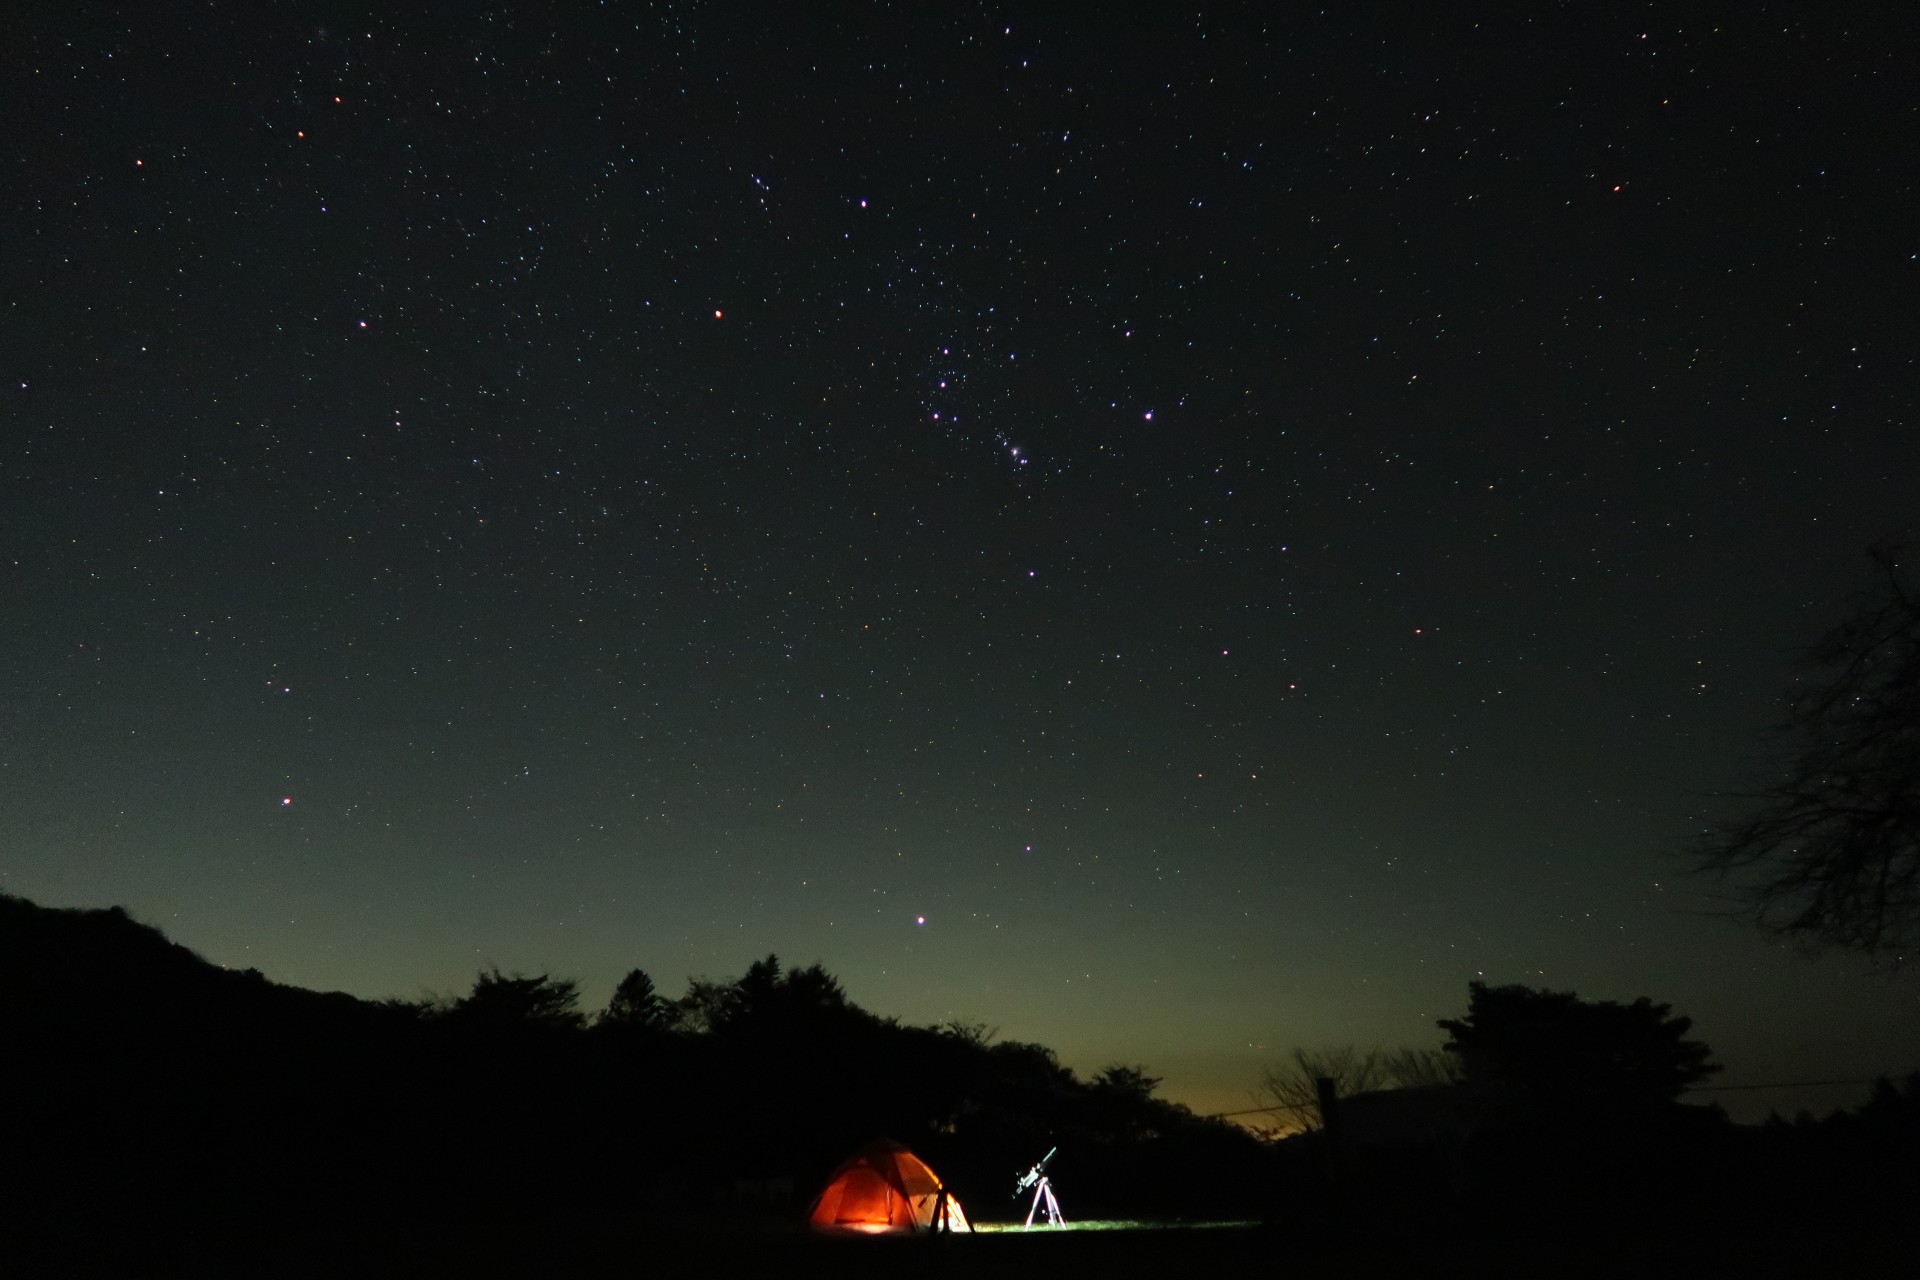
xmin=1013 ymin=1146 xmax=1057 ymax=1196
xmin=1012 ymin=1146 xmax=1064 ymax=1226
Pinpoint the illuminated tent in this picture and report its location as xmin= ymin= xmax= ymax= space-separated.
xmin=807 ymin=1139 xmax=970 ymax=1234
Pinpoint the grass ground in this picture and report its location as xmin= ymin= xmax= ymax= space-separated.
xmin=39 ymin=1213 xmax=1910 ymax=1279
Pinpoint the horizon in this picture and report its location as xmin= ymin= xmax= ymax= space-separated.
xmin=7 ymin=885 xmax=1900 ymax=1127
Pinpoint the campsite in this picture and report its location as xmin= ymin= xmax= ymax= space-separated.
xmin=4 ymin=891 xmax=1916 ymax=1276
xmin=10 ymin=2 xmax=1920 ymax=1273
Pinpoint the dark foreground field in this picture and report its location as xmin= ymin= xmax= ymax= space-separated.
xmin=23 ymin=1211 xmax=1914 ymax=1280
xmin=9 ymin=895 xmax=1915 ymax=1277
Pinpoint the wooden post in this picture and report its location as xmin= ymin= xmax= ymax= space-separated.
xmin=1316 ymin=1076 xmax=1345 ymax=1202
xmin=1316 ymin=1076 xmax=1342 ymax=1142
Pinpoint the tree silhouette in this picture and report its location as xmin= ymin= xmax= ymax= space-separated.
xmin=1260 ymin=1047 xmax=1389 ymax=1133
xmin=601 ymin=967 xmax=671 ymax=1031
xmin=1093 ymin=1063 xmax=1163 ymax=1101
xmin=1380 ymin=1045 xmax=1464 ymax=1089
xmin=1258 ymin=1045 xmax=1460 ymax=1133
xmin=1696 ymin=546 xmax=1920 ymax=960
xmin=669 ymin=976 xmax=736 ymax=1034
xmin=779 ymin=961 xmax=848 ymax=1014
xmin=733 ymin=953 xmax=783 ymax=1017
xmin=447 ymin=967 xmax=586 ymax=1031
xmin=1088 ymin=1064 xmax=1174 ymax=1142
xmin=662 ymin=956 xmax=856 ymax=1036
xmin=1438 ymin=981 xmax=1719 ymax=1110
xmin=934 ymin=1019 xmax=997 ymax=1047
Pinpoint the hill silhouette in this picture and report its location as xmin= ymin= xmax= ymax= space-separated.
xmin=0 ymin=891 xmax=1271 ymax=1268
xmin=0 ymin=891 xmax=397 ymax=1034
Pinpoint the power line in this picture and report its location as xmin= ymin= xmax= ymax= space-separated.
xmin=1207 ymin=1078 xmax=1888 ymax=1118
xmin=1683 ymin=1078 xmax=1880 ymax=1093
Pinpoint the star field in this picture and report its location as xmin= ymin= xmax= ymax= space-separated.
xmin=5 ymin=3 xmax=1918 ymax=1119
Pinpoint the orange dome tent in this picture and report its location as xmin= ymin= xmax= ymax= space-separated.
xmin=807 ymin=1139 xmax=970 ymax=1234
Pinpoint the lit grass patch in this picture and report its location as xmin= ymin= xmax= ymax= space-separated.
xmin=970 ymin=1219 xmax=1258 ymax=1233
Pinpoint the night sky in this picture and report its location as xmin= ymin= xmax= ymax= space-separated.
xmin=6 ymin=3 xmax=1917 ymax=1122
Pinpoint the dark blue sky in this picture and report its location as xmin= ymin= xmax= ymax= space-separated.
xmin=5 ymin=1 xmax=1916 ymax=1120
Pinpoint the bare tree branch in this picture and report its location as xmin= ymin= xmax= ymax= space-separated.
xmin=1695 ymin=544 xmax=1920 ymax=962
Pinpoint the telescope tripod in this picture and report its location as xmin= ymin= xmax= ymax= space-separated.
xmin=1022 ymin=1175 xmax=1064 ymax=1229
